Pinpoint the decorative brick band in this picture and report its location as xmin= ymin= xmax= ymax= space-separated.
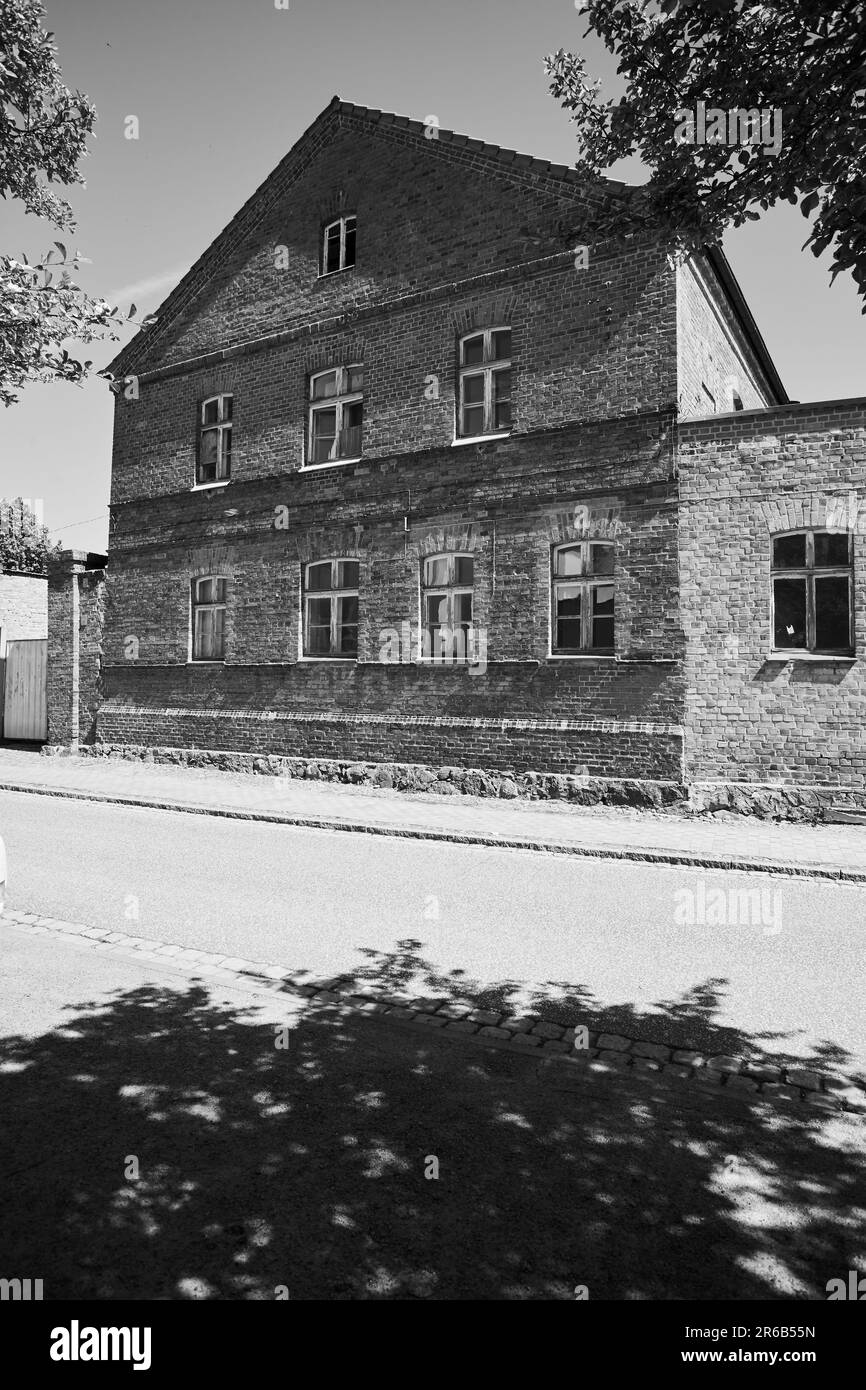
xmin=4 ymin=910 xmax=863 ymax=1117
xmin=92 ymin=707 xmax=683 ymax=737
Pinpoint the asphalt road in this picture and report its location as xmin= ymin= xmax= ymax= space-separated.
xmin=2 ymin=919 xmax=863 ymax=1301
xmin=1 ymin=787 xmax=865 ymax=1075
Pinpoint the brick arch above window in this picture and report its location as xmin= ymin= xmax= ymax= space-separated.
xmin=303 ymin=340 xmax=366 ymax=375
xmin=758 ymin=495 xmax=860 ymax=536
xmin=315 ymin=189 xmax=354 ymax=225
xmin=294 ymin=527 xmax=370 ymax=566
xmin=408 ymin=524 xmax=486 ymax=561
xmin=545 ymin=502 xmax=623 ymax=546
xmin=449 ymin=292 xmax=518 ymax=337
xmin=186 ymin=546 xmax=237 ymax=580
xmin=196 ymin=370 xmax=234 ymax=400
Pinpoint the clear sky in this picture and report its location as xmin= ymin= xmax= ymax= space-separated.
xmin=1 ymin=0 xmax=864 ymax=555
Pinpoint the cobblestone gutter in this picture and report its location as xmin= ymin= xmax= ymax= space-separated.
xmin=4 ymin=910 xmax=864 ymax=1117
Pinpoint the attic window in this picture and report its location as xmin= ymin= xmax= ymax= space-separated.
xmin=321 ymin=215 xmax=356 ymax=275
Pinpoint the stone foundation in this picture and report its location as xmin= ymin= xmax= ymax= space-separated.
xmin=40 ymin=742 xmax=866 ymax=823
xmin=43 ymin=740 xmax=685 ymax=809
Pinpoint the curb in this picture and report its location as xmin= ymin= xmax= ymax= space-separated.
xmin=1 ymin=778 xmax=863 ymax=883
xmin=3 ymin=909 xmax=864 ymax=1118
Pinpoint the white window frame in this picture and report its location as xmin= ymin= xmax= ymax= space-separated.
xmin=457 ymin=327 xmax=512 ymax=438
xmin=197 ymin=394 xmax=232 ymax=486
xmin=551 ymin=542 xmax=615 ymax=655
xmin=421 ymin=553 xmax=475 ymax=662
xmin=770 ymin=529 xmax=854 ymax=656
xmin=303 ymin=558 xmax=360 ymax=659
xmin=307 ymin=365 xmax=363 ymax=467
xmin=320 ymin=215 xmax=357 ymax=276
xmin=191 ymin=575 xmax=227 ymax=663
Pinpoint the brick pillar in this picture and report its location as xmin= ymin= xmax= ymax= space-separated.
xmin=47 ymin=550 xmax=106 ymax=749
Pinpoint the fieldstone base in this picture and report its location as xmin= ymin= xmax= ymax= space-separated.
xmin=40 ymin=742 xmax=685 ymax=809
xmin=689 ymin=781 xmax=866 ymax=824
xmin=39 ymin=743 xmax=866 ymax=822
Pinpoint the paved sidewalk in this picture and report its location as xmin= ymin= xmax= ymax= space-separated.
xmin=1 ymin=746 xmax=865 ymax=880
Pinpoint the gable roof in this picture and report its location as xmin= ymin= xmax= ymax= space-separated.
xmin=108 ymin=96 xmax=785 ymax=404
xmin=107 ymin=96 xmax=629 ymax=379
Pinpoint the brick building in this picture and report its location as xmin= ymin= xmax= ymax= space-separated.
xmin=92 ymin=98 xmax=865 ymax=812
xmin=680 ymin=399 xmax=866 ymax=813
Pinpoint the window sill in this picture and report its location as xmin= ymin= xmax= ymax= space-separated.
xmin=767 ymin=651 xmax=856 ymax=663
xmin=188 ymin=659 xmax=226 ymax=665
xmin=549 ymin=653 xmax=616 ymax=661
xmin=191 ymin=480 xmax=230 ymax=492
xmin=414 ymin=658 xmax=483 ymax=666
xmin=299 ymin=656 xmax=357 ymax=663
xmin=316 ymin=266 xmax=356 ymax=280
xmin=300 ymin=457 xmax=362 ymax=472
xmin=451 ymin=432 xmax=512 ymax=448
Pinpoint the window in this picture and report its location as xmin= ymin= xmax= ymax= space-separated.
xmin=308 ymin=365 xmax=363 ymax=465
xmin=458 ymin=328 xmax=511 ymax=437
xmin=552 ymin=542 xmax=615 ymax=654
xmin=303 ymin=559 xmax=359 ymax=657
xmin=321 ymin=215 xmax=356 ymax=275
xmin=197 ymin=395 xmax=232 ymax=485
xmin=771 ymin=531 xmax=853 ymax=655
xmin=191 ymin=577 xmax=227 ymax=661
xmin=421 ymin=553 xmax=474 ymax=660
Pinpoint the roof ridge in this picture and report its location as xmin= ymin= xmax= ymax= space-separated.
xmin=333 ymin=96 xmax=629 ymax=193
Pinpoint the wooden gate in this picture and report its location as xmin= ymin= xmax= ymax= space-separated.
xmin=2 ymin=638 xmax=48 ymax=740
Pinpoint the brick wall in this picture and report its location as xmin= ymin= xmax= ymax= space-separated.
xmin=677 ymin=256 xmax=778 ymax=418
xmin=0 ymin=573 xmax=47 ymax=656
xmin=124 ymin=111 xmax=673 ymax=381
xmin=102 ymin=393 xmax=685 ymax=778
xmin=679 ymin=399 xmax=866 ymax=792
xmin=47 ymin=553 xmax=106 ymax=748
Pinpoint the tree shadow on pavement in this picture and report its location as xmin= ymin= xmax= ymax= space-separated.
xmin=0 ymin=961 xmax=864 ymax=1300
xmin=346 ymin=937 xmax=865 ymax=1088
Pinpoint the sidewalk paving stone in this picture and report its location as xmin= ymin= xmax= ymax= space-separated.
xmin=787 ymin=1068 xmax=823 ymax=1091
xmin=531 ymin=1021 xmax=566 ymax=1040
xmin=744 ymin=1062 xmax=784 ymax=1082
xmin=707 ymin=1055 xmax=742 ymax=1074
xmin=467 ymin=1009 xmax=502 ymax=1026
xmin=632 ymin=1040 xmax=672 ymax=1063
xmin=725 ymin=1075 xmax=760 ymax=1094
xmin=597 ymin=1033 xmax=632 ymax=1052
